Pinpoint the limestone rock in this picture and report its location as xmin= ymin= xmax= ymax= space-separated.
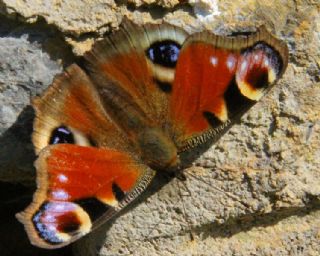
xmin=0 ymin=0 xmax=319 ymax=255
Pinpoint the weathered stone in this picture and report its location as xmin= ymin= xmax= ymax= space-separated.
xmin=0 ymin=0 xmax=319 ymax=255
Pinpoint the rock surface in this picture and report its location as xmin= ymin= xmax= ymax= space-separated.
xmin=0 ymin=0 xmax=319 ymax=256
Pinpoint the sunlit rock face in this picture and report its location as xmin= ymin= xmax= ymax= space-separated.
xmin=0 ymin=0 xmax=319 ymax=255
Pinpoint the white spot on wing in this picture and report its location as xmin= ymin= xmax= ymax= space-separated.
xmin=52 ymin=190 xmax=69 ymax=200
xmin=43 ymin=215 xmax=55 ymax=222
xmin=227 ymin=55 xmax=236 ymax=71
xmin=241 ymin=60 xmax=248 ymax=72
xmin=210 ymin=56 xmax=218 ymax=66
xmin=58 ymin=174 xmax=68 ymax=183
xmin=51 ymin=202 xmax=69 ymax=212
xmin=48 ymin=225 xmax=56 ymax=231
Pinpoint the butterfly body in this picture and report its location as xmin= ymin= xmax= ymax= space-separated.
xmin=16 ymin=20 xmax=288 ymax=248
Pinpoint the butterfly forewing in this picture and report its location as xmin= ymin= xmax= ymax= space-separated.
xmin=85 ymin=20 xmax=189 ymax=126
xmin=16 ymin=64 xmax=156 ymax=249
xmin=170 ymin=26 xmax=288 ymax=151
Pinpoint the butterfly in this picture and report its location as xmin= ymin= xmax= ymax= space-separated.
xmin=15 ymin=20 xmax=288 ymax=249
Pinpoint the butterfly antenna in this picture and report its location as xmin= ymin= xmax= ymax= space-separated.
xmin=145 ymin=204 xmax=172 ymax=239
xmin=176 ymin=178 xmax=195 ymax=240
xmin=144 ymin=176 xmax=195 ymax=241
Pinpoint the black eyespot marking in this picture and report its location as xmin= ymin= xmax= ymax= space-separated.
xmin=246 ymin=68 xmax=269 ymax=89
xmin=242 ymin=42 xmax=284 ymax=76
xmin=146 ymin=40 xmax=181 ymax=68
xmin=32 ymin=201 xmax=84 ymax=244
xmin=253 ymin=43 xmax=283 ymax=75
xmin=88 ymin=136 xmax=98 ymax=147
xmin=75 ymin=198 xmax=111 ymax=222
xmin=224 ymin=76 xmax=255 ymax=118
xmin=155 ymin=79 xmax=172 ymax=93
xmin=112 ymin=182 xmax=126 ymax=202
xmin=49 ymin=126 xmax=74 ymax=145
xmin=255 ymin=43 xmax=283 ymax=65
xmin=32 ymin=202 xmax=64 ymax=245
xmin=58 ymin=214 xmax=81 ymax=233
xmin=203 ymin=111 xmax=223 ymax=127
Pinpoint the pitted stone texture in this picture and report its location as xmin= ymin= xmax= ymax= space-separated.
xmin=128 ymin=0 xmax=181 ymax=8
xmin=0 ymin=1 xmax=301 ymax=43
xmin=0 ymin=0 xmax=319 ymax=256
xmin=3 ymin=0 xmax=119 ymax=35
xmin=0 ymin=18 xmax=73 ymax=186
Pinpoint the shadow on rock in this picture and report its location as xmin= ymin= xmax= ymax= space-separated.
xmin=0 ymin=106 xmax=74 ymax=256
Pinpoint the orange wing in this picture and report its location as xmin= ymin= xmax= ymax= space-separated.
xmin=31 ymin=64 xmax=130 ymax=154
xmin=16 ymin=144 xmax=153 ymax=248
xmin=16 ymin=21 xmax=289 ymax=249
xmin=84 ymin=20 xmax=188 ymax=126
xmin=16 ymin=64 xmax=155 ymax=249
xmin=169 ymin=26 xmax=288 ymax=151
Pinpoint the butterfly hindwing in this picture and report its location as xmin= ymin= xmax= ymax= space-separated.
xmin=16 ymin=144 xmax=154 ymax=248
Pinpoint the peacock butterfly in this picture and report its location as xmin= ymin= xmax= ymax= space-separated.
xmin=15 ymin=20 xmax=288 ymax=249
